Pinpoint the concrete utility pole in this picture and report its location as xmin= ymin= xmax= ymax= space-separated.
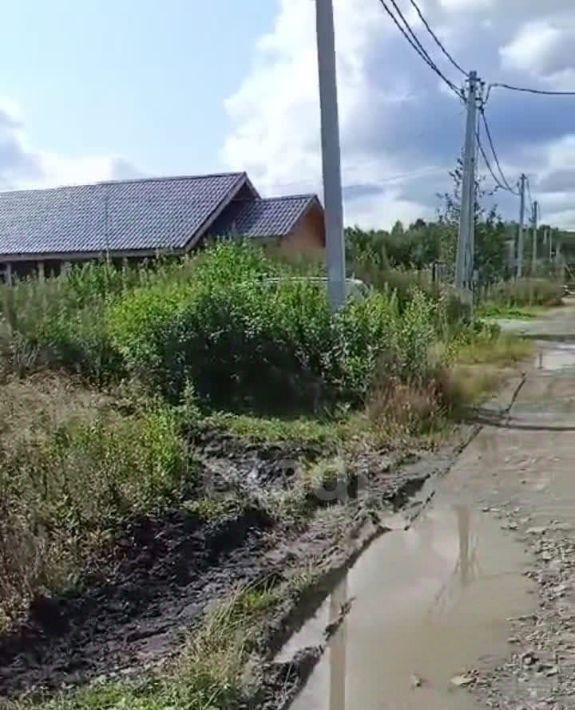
xmin=455 ymin=71 xmax=479 ymax=300
xmin=516 ymin=174 xmax=527 ymax=279
xmin=548 ymin=228 xmax=553 ymax=263
xmin=315 ymin=0 xmax=346 ymax=311
xmin=531 ymin=200 xmax=539 ymax=275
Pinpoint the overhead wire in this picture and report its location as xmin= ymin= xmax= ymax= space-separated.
xmin=488 ymin=82 xmax=575 ymax=99
xmin=372 ymin=0 xmax=563 ymax=216
xmin=476 ymin=130 xmax=508 ymax=195
xmin=526 ymin=176 xmax=534 ymax=214
xmin=375 ymin=0 xmax=465 ymax=100
xmin=406 ymin=0 xmax=467 ymax=77
xmin=478 ymin=107 xmax=519 ymax=195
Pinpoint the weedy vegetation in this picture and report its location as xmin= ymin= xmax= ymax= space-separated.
xmin=0 ymin=240 xmax=538 ymax=706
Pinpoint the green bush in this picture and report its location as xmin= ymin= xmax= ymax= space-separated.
xmin=107 ymin=242 xmax=448 ymax=413
xmin=0 ymin=264 xmax=124 ymax=382
xmin=0 ymin=244 xmax=448 ymax=415
xmin=0 ymin=260 xmax=195 ymax=383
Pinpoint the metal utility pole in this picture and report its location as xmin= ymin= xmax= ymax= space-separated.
xmin=315 ymin=0 xmax=346 ymax=311
xmin=516 ymin=174 xmax=526 ymax=279
xmin=531 ymin=200 xmax=539 ymax=275
xmin=455 ymin=71 xmax=478 ymax=301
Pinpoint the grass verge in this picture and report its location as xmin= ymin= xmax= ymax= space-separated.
xmin=476 ymin=303 xmax=547 ymax=320
xmin=452 ymin=331 xmax=533 ymax=366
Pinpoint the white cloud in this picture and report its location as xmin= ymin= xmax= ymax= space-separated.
xmin=0 ymin=100 xmax=139 ymax=191
xmin=500 ymin=19 xmax=575 ymax=82
xmin=439 ymin=0 xmax=494 ymax=11
xmin=224 ymin=0 xmax=575 ymax=229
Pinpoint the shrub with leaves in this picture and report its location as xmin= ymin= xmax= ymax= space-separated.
xmin=0 ymin=243 xmax=447 ymax=415
xmin=108 ymin=244 xmax=440 ymax=413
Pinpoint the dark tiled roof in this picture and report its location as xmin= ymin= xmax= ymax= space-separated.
xmin=0 ymin=173 xmax=248 ymax=257
xmin=218 ymin=195 xmax=317 ymax=238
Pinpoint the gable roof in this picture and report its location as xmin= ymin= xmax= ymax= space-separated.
xmin=0 ymin=173 xmax=257 ymax=259
xmin=212 ymin=195 xmax=319 ymax=239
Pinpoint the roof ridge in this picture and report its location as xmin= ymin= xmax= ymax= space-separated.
xmin=260 ymin=194 xmax=317 ymax=200
xmin=232 ymin=194 xmax=317 ymax=203
xmin=97 ymin=172 xmax=246 ymax=187
xmin=0 ymin=172 xmax=247 ymax=197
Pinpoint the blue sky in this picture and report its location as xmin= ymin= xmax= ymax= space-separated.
xmin=2 ymin=0 xmax=575 ymax=228
xmin=0 ymin=0 xmax=274 ymax=175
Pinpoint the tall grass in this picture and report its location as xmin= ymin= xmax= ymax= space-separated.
xmin=0 ymin=259 xmax=194 ymax=383
xmin=484 ymin=277 xmax=564 ymax=308
xmin=0 ymin=377 xmax=191 ymax=627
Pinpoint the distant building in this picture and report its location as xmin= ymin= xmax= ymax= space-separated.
xmin=0 ymin=173 xmax=325 ymax=281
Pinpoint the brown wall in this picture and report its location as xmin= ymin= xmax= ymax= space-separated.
xmin=279 ymin=204 xmax=326 ymax=254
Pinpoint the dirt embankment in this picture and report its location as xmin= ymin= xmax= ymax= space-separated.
xmin=0 ymin=426 xmax=469 ymax=702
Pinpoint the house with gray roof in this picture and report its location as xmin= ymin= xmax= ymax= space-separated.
xmin=0 ymin=172 xmax=325 ymax=281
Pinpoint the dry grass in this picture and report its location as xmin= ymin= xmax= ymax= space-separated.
xmin=441 ymin=332 xmax=532 ymax=411
xmin=366 ymin=377 xmax=446 ymax=441
xmin=0 ymin=374 xmax=191 ymax=630
xmin=365 ymin=330 xmax=533 ymax=438
xmin=485 ymin=278 xmax=564 ymax=308
xmin=441 ymin=363 xmax=505 ymax=409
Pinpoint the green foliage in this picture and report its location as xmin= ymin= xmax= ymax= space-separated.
xmin=346 ymin=221 xmax=445 ymax=274
xmin=107 ymin=243 xmax=445 ymax=414
xmin=474 ymin=210 xmax=511 ymax=285
xmin=0 ymin=243 xmax=456 ymax=419
xmin=476 ymin=303 xmax=542 ymax=320
xmin=203 ymin=411 xmax=347 ymax=446
xmin=0 ymin=385 xmax=191 ymax=624
xmin=0 ymin=264 xmax=124 ymax=383
xmin=0 ymin=259 xmax=198 ymax=383
xmin=0 ymin=242 xmax=454 ymax=423
xmin=398 ymin=290 xmax=437 ymax=382
xmin=486 ymin=277 xmax=564 ymax=308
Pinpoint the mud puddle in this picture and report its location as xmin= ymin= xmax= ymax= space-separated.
xmin=280 ymin=498 xmax=535 ymax=710
xmin=535 ymin=342 xmax=575 ymax=371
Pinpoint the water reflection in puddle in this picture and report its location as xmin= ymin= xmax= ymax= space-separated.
xmin=281 ymin=504 xmax=534 ymax=710
xmin=536 ymin=343 xmax=575 ymax=371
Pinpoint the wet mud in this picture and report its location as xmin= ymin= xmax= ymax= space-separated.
xmin=0 ymin=429 xmax=458 ymax=702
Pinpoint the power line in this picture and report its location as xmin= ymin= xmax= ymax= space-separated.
xmin=526 ymin=176 xmax=534 ymax=212
xmin=479 ymin=108 xmax=519 ymax=195
xmin=386 ymin=0 xmax=465 ymax=99
xmin=476 ymin=130 xmax=509 ymax=194
xmin=376 ymin=0 xmax=464 ymax=100
xmin=407 ymin=0 xmax=467 ymax=77
xmin=488 ymin=82 xmax=575 ymax=100
xmin=476 ymin=126 xmax=507 ymax=194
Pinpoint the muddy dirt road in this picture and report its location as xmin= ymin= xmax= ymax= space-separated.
xmin=283 ymin=303 xmax=575 ymax=710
